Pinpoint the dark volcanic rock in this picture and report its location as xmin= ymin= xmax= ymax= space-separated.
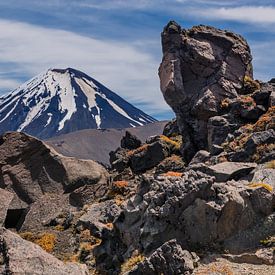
xmin=129 ymin=240 xmax=198 ymax=275
xmin=159 ymin=21 xmax=252 ymax=161
xmin=121 ymin=131 xmax=142 ymax=150
xmin=129 ymin=141 xmax=169 ymax=172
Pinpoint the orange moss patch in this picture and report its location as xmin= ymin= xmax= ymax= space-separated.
xmin=104 ymin=223 xmax=114 ymax=230
xmin=223 ymin=107 xmax=275 ymax=155
xmin=161 ymin=171 xmax=183 ymax=177
xmin=220 ymin=98 xmax=231 ymax=109
xmin=240 ymin=95 xmax=256 ymax=109
xmin=253 ymin=106 xmax=275 ymax=131
xmin=248 ymin=182 xmax=273 ymax=192
xmin=127 ymin=144 xmax=149 ymax=156
xmin=113 ymin=180 xmax=129 ymax=188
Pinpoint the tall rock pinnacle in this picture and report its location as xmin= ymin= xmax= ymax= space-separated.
xmin=159 ymin=21 xmax=253 ymax=161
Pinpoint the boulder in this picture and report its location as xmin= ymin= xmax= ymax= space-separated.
xmin=121 ymin=131 xmax=141 ymax=150
xmin=0 ymin=132 xmax=109 ymax=210
xmin=129 ymin=240 xmax=198 ymax=275
xmin=252 ymin=164 xmax=275 ymax=188
xmin=189 ymin=150 xmax=210 ymax=165
xmin=159 ymin=21 xmax=252 ymax=161
xmin=207 ymin=162 xmax=257 ymax=182
xmin=77 ymin=200 xmax=121 ymax=237
xmin=19 ymin=194 xmax=72 ymax=232
xmin=129 ymin=141 xmax=169 ymax=172
xmin=0 ymin=189 xmax=13 ymax=227
xmin=0 ymin=227 xmax=88 ymax=274
xmin=223 ymin=248 xmax=274 ymax=265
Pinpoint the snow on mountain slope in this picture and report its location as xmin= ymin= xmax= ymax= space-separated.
xmin=0 ymin=68 xmax=157 ymax=139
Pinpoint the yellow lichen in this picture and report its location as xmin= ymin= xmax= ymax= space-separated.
xmin=120 ymin=254 xmax=145 ymax=274
xmin=248 ymin=182 xmax=273 ymax=192
xmin=20 ymin=231 xmax=56 ymax=253
xmin=34 ymin=233 xmax=56 ymax=253
xmin=159 ymin=135 xmax=181 ymax=151
xmin=54 ymin=225 xmax=65 ymax=231
xmin=243 ymin=75 xmax=261 ymax=92
xmin=265 ymin=160 xmax=275 ymax=169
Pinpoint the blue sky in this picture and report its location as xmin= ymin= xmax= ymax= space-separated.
xmin=0 ymin=0 xmax=274 ymax=120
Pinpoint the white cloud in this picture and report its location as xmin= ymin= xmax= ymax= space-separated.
xmin=0 ymin=78 xmax=21 ymax=90
xmin=195 ymin=6 xmax=275 ymax=24
xmin=0 ymin=19 xmax=170 ymax=116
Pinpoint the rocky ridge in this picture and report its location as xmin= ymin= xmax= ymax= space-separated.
xmin=0 ymin=21 xmax=275 ymax=275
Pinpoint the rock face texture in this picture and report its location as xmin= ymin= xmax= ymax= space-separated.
xmin=159 ymin=21 xmax=253 ymax=161
xmin=0 ymin=132 xmax=109 ymax=230
xmin=0 ymin=227 xmax=88 ymax=275
xmin=129 ymin=240 xmax=198 ymax=275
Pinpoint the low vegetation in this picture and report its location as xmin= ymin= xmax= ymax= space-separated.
xmin=120 ymin=254 xmax=145 ymax=274
xmin=20 ymin=232 xmax=57 ymax=253
xmin=248 ymin=182 xmax=273 ymax=192
xmin=161 ymin=171 xmax=183 ymax=177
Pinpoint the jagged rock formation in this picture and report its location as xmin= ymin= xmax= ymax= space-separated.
xmin=0 ymin=21 xmax=274 ymax=275
xmin=159 ymin=21 xmax=254 ymax=161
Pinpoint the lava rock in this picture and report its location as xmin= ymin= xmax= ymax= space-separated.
xmin=207 ymin=162 xmax=257 ymax=182
xmin=129 ymin=240 xmax=198 ymax=275
xmin=159 ymin=21 xmax=252 ymax=161
xmin=129 ymin=141 xmax=169 ymax=172
xmin=121 ymin=131 xmax=142 ymax=150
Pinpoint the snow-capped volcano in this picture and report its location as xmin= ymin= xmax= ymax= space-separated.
xmin=0 ymin=68 xmax=156 ymax=139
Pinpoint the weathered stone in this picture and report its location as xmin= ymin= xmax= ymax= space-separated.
xmin=0 ymin=132 xmax=109 ymax=208
xmin=129 ymin=240 xmax=198 ymax=275
xmin=20 ymin=194 xmax=72 ymax=232
xmin=189 ymin=150 xmax=210 ymax=165
xmin=0 ymin=227 xmax=88 ymax=274
xmin=0 ymin=189 xmax=13 ymax=227
xmin=77 ymin=200 xmax=121 ymax=237
xmin=159 ymin=21 xmax=252 ymax=161
xmin=129 ymin=141 xmax=169 ymax=172
xmin=223 ymin=248 xmax=274 ymax=265
xmin=252 ymin=165 xmax=275 ymax=188
xmin=207 ymin=162 xmax=257 ymax=182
